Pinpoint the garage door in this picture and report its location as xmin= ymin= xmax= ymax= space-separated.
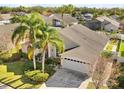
xmin=61 ymin=57 xmax=90 ymax=74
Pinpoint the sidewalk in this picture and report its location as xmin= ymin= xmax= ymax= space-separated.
xmin=0 ymin=83 xmax=13 ymax=89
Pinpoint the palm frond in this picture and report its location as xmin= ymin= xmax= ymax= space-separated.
xmin=12 ymin=25 xmax=28 ymax=44
xmin=27 ymin=46 xmax=34 ymax=60
xmin=50 ymin=38 xmax=64 ymax=53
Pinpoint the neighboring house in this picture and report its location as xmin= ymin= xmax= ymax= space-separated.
xmin=49 ymin=24 xmax=108 ymax=75
xmin=96 ymin=16 xmax=121 ymax=32
xmin=0 ymin=24 xmax=17 ymax=52
xmin=82 ymin=13 xmax=93 ymax=21
xmin=11 ymin=12 xmax=27 ymax=16
xmin=41 ymin=14 xmax=78 ymax=27
xmin=0 ymin=14 xmax=12 ymax=25
xmin=110 ymin=15 xmax=119 ymax=20
xmin=0 ymin=23 xmax=29 ymax=53
xmin=84 ymin=20 xmax=102 ymax=30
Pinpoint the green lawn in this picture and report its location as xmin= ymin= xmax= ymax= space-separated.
xmin=4 ymin=62 xmax=24 ymax=75
xmin=119 ymin=40 xmax=124 ymax=57
xmin=0 ymin=61 xmax=42 ymax=89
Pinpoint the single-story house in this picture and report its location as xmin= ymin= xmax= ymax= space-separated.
xmin=96 ymin=16 xmax=121 ymax=32
xmin=0 ymin=14 xmax=12 ymax=25
xmin=41 ymin=14 xmax=78 ymax=27
xmin=49 ymin=24 xmax=109 ymax=75
xmin=11 ymin=12 xmax=27 ymax=16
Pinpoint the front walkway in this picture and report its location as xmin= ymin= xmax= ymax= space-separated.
xmin=46 ymin=68 xmax=89 ymax=88
xmin=0 ymin=83 xmax=13 ymax=89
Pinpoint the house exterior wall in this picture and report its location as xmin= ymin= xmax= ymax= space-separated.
xmin=61 ymin=57 xmax=90 ymax=74
xmin=121 ymin=34 xmax=124 ymax=40
xmin=117 ymin=57 xmax=124 ymax=63
xmin=104 ymin=24 xmax=119 ymax=32
xmin=0 ymin=20 xmax=10 ymax=25
xmin=48 ymin=44 xmax=57 ymax=57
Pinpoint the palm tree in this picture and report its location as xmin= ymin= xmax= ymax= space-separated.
xmin=58 ymin=5 xmax=67 ymax=20
xmin=38 ymin=26 xmax=64 ymax=73
xmin=11 ymin=12 xmax=45 ymax=70
xmin=58 ymin=4 xmax=75 ymax=20
xmin=66 ymin=4 xmax=75 ymax=15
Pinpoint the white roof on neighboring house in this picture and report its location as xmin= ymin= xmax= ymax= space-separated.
xmin=59 ymin=24 xmax=109 ymax=64
xmin=96 ymin=16 xmax=120 ymax=27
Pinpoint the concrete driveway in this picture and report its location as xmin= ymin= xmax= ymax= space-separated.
xmin=46 ymin=68 xmax=89 ymax=88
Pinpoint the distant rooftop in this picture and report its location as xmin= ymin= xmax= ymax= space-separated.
xmin=96 ymin=16 xmax=120 ymax=27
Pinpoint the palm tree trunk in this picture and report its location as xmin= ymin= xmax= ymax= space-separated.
xmin=48 ymin=43 xmax=51 ymax=57
xmin=62 ymin=13 xmax=64 ymax=20
xmin=33 ymin=50 xmax=36 ymax=70
xmin=42 ymin=50 xmax=46 ymax=73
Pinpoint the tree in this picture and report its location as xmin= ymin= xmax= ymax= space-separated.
xmin=66 ymin=4 xmax=75 ymax=15
xmin=92 ymin=51 xmax=113 ymax=89
xmin=11 ymin=12 xmax=45 ymax=70
xmin=57 ymin=4 xmax=75 ymax=19
xmin=37 ymin=25 xmax=64 ymax=73
xmin=57 ymin=5 xmax=67 ymax=20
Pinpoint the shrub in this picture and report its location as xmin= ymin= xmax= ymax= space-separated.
xmin=101 ymin=50 xmax=112 ymax=58
xmin=20 ymin=52 xmax=28 ymax=59
xmin=45 ymin=65 xmax=55 ymax=76
xmin=0 ymin=51 xmax=20 ymax=62
xmin=118 ymin=75 xmax=124 ymax=88
xmin=45 ymin=57 xmax=61 ymax=65
xmin=23 ymin=61 xmax=56 ymax=76
xmin=31 ymin=73 xmax=49 ymax=82
xmin=25 ymin=70 xmax=49 ymax=82
xmin=23 ymin=61 xmax=42 ymax=72
xmin=25 ymin=70 xmax=41 ymax=79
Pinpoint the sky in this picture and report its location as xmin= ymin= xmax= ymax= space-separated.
xmin=0 ymin=0 xmax=124 ymax=8
xmin=0 ymin=4 xmax=124 ymax=8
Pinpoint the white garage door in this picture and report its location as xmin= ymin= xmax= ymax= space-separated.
xmin=61 ymin=57 xmax=90 ymax=74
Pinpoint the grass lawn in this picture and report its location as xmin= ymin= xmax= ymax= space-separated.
xmin=0 ymin=61 xmax=42 ymax=89
xmin=119 ymin=40 xmax=124 ymax=57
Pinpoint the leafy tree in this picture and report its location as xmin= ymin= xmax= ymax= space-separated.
xmin=11 ymin=12 xmax=45 ymax=70
xmin=37 ymin=25 xmax=64 ymax=73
